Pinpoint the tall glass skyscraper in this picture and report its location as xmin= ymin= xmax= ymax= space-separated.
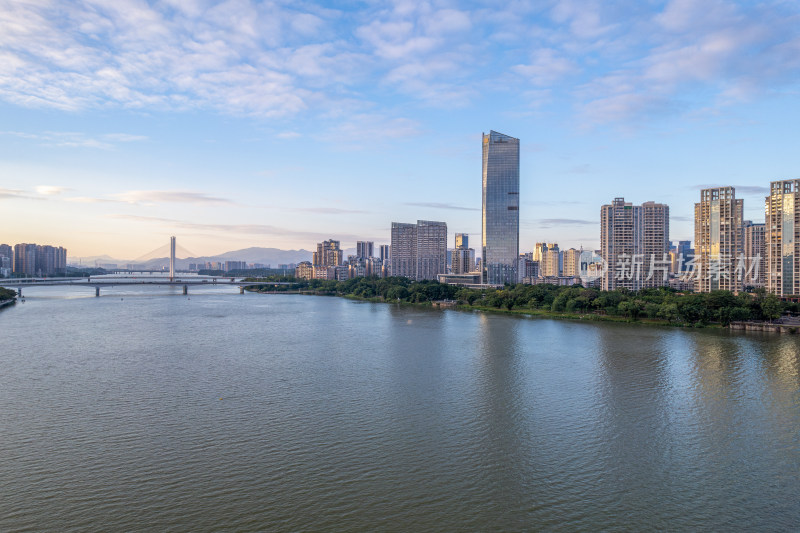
xmin=482 ymin=130 xmax=520 ymax=285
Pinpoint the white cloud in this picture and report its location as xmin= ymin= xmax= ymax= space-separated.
xmin=36 ymin=185 xmax=69 ymax=195
xmin=0 ymin=130 xmax=147 ymax=149
xmin=512 ymin=49 xmax=576 ymax=86
xmin=550 ymin=0 xmax=617 ymax=40
xmin=560 ymin=0 xmax=800 ymax=125
xmin=65 ymin=196 xmax=121 ymax=204
xmin=0 ymin=187 xmax=27 ymax=199
xmin=1 ymin=0 xmax=799 ymax=127
xmin=0 ymin=0 xmax=357 ymax=117
xmin=318 ymin=113 xmax=421 ymax=145
xmin=103 ymin=133 xmax=147 ymax=142
xmin=114 ymin=190 xmax=238 ymax=205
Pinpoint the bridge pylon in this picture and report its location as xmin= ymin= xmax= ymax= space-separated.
xmin=169 ymin=236 xmax=176 ymax=281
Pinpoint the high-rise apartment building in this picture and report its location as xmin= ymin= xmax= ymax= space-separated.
xmin=676 ymin=240 xmax=692 ymax=261
xmin=313 ymin=240 xmax=343 ymax=267
xmin=482 ymin=130 xmax=520 ymax=285
xmin=766 ymin=180 xmax=800 ymax=296
xmin=694 ymin=187 xmax=743 ymax=293
xmin=543 ymin=243 xmax=560 ymax=277
xmin=390 ymin=220 xmax=447 ymax=281
xmin=0 ymin=244 xmax=12 ymax=277
xmin=640 ymin=201 xmax=670 ymax=290
xmin=601 ymin=198 xmax=670 ymax=291
xmin=35 ymin=245 xmax=67 ymax=276
xmin=13 ymin=243 xmax=38 ymax=276
xmin=451 ymin=233 xmax=475 ymax=275
xmin=562 ymin=248 xmax=582 ymax=277
xmin=669 ymin=240 xmax=693 ymax=273
xmin=601 ymin=199 xmax=639 ymax=291
xmin=356 ymin=241 xmax=374 ymax=259
xmin=224 ymin=260 xmax=247 ymax=272
xmin=742 ymin=220 xmax=765 ymax=287
xmin=416 ymin=220 xmax=447 ymax=281
xmin=379 ymin=244 xmax=390 ymax=263
xmin=533 ymin=242 xmax=560 ymax=277
xmin=390 ymin=223 xmax=417 ymax=279
xmin=451 ymin=249 xmax=475 ymax=275
xmin=533 ymin=242 xmax=548 ymax=262
xmin=517 ymin=255 xmax=538 ymax=281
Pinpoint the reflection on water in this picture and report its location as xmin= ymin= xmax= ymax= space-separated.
xmin=1 ymin=290 xmax=799 ymax=530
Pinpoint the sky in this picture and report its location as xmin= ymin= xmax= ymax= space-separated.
xmin=1 ymin=0 xmax=800 ymax=260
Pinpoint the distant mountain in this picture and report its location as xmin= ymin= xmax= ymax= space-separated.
xmin=67 ymin=246 xmax=373 ymax=269
xmin=69 ymin=254 xmax=121 ymax=266
xmin=213 ymin=247 xmax=314 ymax=265
xmin=71 ymin=247 xmax=315 ymax=269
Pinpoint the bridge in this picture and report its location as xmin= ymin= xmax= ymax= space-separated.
xmin=3 ymin=277 xmax=290 ymax=297
xmin=3 ymin=237 xmax=293 ymax=297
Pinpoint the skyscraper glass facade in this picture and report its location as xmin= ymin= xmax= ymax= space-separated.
xmin=482 ymin=131 xmax=519 ymax=285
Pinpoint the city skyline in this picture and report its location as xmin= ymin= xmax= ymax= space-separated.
xmin=2 ymin=1 xmax=800 ymax=258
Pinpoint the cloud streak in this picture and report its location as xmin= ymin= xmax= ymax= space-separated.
xmin=0 ymin=130 xmax=147 ymax=149
xmin=114 ymin=190 xmax=238 ymax=206
xmin=36 ymin=185 xmax=69 ymax=195
xmin=537 ymin=218 xmax=595 ymax=227
xmin=0 ymin=187 xmax=43 ymax=201
xmin=405 ymin=202 xmax=478 ymax=211
xmin=691 ymin=184 xmax=770 ymax=194
xmin=288 ymin=207 xmax=370 ymax=215
xmin=107 ymin=214 xmax=370 ymax=243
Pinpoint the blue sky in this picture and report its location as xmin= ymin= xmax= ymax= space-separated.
xmin=1 ymin=0 xmax=799 ymax=259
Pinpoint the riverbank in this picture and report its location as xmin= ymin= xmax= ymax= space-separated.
xmin=246 ymin=276 xmax=795 ymax=329
xmin=460 ymin=303 xmax=713 ymax=328
xmin=0 ymin=298 xmax=16 ymax=310
xmin=250 ymin=287 xmax=727 ymax=330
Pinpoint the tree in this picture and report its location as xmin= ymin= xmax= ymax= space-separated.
xmin=761 ymin=294 xmax=782 ymax=322
xmin=729 ymin=307 xmax=752 ymax=322
xmin=657 ymin=303 xmax=680 ymax=323
xmin=0 ymin=287 xmax=17 ymax=301
xmin=386 ymin=286 xmax=409 ymax=301
xmin=618 ymin=300 xmax=640 ymax=319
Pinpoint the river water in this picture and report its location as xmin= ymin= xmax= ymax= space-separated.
xmin=1 ymin=286 xmax=799 ymax=531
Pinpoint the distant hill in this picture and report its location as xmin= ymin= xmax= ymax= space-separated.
xmin=71 ymin=247 xmax=323 ymax=269
xmin=203 ymin=247 xmax=315 ymax=266
xmin=69 ymin=246 xmax=369 ymax=269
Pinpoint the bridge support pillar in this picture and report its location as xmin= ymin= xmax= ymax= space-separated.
xmin=183 ymin=284 xmax=188 ymax=295
xmin=240 ymin=286 xmax=245 ymax=294
xmin=17 ymin=288 xmax=22 ymax=297
xmin=95 ymin=287 xmax=100 ymax=297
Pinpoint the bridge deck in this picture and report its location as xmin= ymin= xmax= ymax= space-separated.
xmin=2 ymin=279 xmax=290 ymax=287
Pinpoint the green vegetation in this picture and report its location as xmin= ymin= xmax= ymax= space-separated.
xmin=0 ymin=286 xmax=18 ymax=301
xmin=247 ymin=276 xmax=798 ymax=327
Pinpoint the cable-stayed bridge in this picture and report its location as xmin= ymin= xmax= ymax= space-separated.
xmin=131 ymin=239 xmax=197 ymax=264
xmin=4 ymin=276 xmax=284 ymax=297
xmin=3 ymin=237 xmax=291 ymax=297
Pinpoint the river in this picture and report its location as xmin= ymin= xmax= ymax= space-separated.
xmin=1 ymin=286 xmax=799 ymax=531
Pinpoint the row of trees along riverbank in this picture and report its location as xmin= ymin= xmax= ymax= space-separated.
xmin=0 ymin=287 xmax=18 ymax=302
xmin=246 ymin=276 xmax=796 ymax=327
